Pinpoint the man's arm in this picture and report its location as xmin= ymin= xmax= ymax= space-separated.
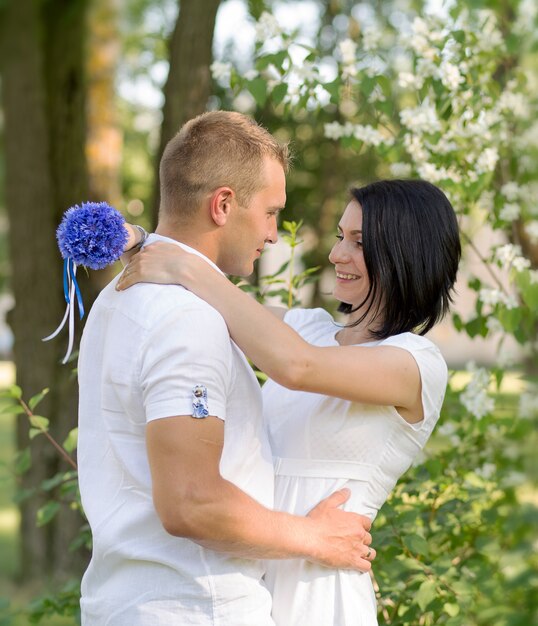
xmin=147 ymin=414 xmax=375 ymax=570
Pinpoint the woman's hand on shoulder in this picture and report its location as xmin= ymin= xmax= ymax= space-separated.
xmin=117 ymin=242 xmax=197 ymax=290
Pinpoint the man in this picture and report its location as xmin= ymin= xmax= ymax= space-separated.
xmin=77 ymin=111 xmax=373 ymax=625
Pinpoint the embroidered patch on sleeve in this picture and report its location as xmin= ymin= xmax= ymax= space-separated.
xmin=191 ymin=385 xmax=209 ymax=418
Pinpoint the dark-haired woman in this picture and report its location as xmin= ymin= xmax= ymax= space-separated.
xmin=117 ymin=179 xmax=461 ymax=625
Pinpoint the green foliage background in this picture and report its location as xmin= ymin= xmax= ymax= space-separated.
xmin=0 ymin=0 xmax=537 ymax=624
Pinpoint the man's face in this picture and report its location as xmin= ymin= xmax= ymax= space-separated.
xmin=219 ymin=156 xmax=286 ymax=277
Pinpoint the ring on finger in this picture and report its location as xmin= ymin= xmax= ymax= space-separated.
xmin=366 ymin=548 xmax=372 ymax=559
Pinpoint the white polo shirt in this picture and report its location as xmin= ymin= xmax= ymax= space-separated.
xmin=77 ymin=235 xmax=275 ymax=626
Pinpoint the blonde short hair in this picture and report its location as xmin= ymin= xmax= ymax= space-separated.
xmin=159 ymin=111 xmax=290 ymax=223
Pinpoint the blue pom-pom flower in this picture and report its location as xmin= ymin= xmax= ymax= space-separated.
xmin=56 ymin=201 xmax=127 ymax=270
xmin=45 ymin=201 xmax=128 ymax=363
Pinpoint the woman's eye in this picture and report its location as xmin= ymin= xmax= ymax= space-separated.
xmin=356 ymin=241 xmax=363 ymax=247
xmin=335 ymin=234 xmax=343 ymax=241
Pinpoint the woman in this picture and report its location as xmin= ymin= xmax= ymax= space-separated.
xmin=117 ymin=179 xmax=461 ymax=625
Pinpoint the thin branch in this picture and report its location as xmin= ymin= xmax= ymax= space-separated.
xmin=19 ymin=398 xmax=78 ymax=471
xmin=460 ymin=230 xmax=509 ymax=295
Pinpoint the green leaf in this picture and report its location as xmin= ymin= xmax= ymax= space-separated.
xmin=29 ymin=415 xmax=50 ymax=431
xmin=415 ymin=579 xmax=437 ymax=610
xmin=404 ymin=533 xmax=430 ymax=556
xmin=271 ymin=82 xmax=288 ymax=106
xmin=14 ymin=448 xmax=31 ymax=475
xmin=247 ymin=77 xmax=268 ymax=107
xmin=9 ymin=385 xmax=22 ymax=399
xmin=63 ymin=428 xmax=78 ymax=454
xmin=36 ymin=501 xmax=61 ymax=527
xmin=29 ymin=428 xmax=43 ymax=440
xmin=498 ymin=306 xmax=522 ymax=333
xmin=323 ymin=80 xmax=340 ymax=103
xmin=29 ymin=388 xmax=49 ymax=411
xmin=443 ymin=602 xmax=460 ymax=616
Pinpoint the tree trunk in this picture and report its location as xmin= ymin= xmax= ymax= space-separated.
xmin=86 ymin=0 xmax=122 ymax=208
xmin=1 ymin=0 xmax=90 ymax=580
xmin=151 ymin=0 xmax=222 ymax=225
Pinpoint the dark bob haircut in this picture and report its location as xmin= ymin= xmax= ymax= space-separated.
xmin=338 ymin=179 xmax=461 ymax=339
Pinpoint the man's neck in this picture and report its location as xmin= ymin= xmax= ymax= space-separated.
xmin=155 ymin=223 xmax=219 ymax=265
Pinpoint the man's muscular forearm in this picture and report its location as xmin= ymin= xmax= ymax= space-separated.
xmin=154 ymin=469 xmax=373 ymax=571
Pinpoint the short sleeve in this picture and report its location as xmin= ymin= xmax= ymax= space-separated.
xmin=139 ymin=303 xmax=232 ymax=423
xmin=381 ymin=334 xmax=448 ymax=433
xmin=283 ymin=308 xmax=334 ymax=334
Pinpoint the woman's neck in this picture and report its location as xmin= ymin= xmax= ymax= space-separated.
xmin=335 ymin=307 xmax=382 ymax=346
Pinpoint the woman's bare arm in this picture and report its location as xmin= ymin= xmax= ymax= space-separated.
xmin=117 ymin=242 xmax=422 ymax=418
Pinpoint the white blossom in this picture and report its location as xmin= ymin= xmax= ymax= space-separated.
xmin=417 ymin=163 xmax=449 ymax=183
xmin=512 ymin=256 xmax=531 ymax=272
xmin=519 ymin=389 xmax=538 ymax=418
xmin=525 ymin=221 xmax=538 ymax=244
xmin=475 ymin=463 xmax=496 ymax=479
xmin=342 ymin=64 xmax=358 ymax=80
xmin=416 ymin=58 xmax=438 ymax=79
xmin=398 ymin=72 xmax=424 ymax=89
xmin=460 ymin=362 xmax=495 ymax=419
xmin=243 ymin=69 xmax=259 ymax=81
xmin=530 ymin=270 xmax=538 ymax=285
xmin=501 ymin=182 xmax=521 ymax=201
xmin=496 ymin=348 xmax=517 ymax=369
xmin=232 ymin=91 xmax=256 ymax=113
xmin=255 ymin=11 xmax=282 ymax=41
xmin=390 ymin=162 xmax=412 ymax=178
xmin=403 ymin=134 xmax=430 ymax=163
xmin=438 ymin=61 xmax=464 ymax=91
xmin=295 ymin=62 xmax=319 ymax=82
xmin=324 ymin=122 xmax=345 ymax=140
xmin=425 ymin=137 xmax=458 ymax=155
xmin=368 ymin=85 xmax=386 ymax=103
xmin=210 ymin=61 xmax=232 ymax=82
xmin=495 ymin=244 xmax=523 ymax=270
xmin=479 ymin=287 xmax=503 ymax=307
xmin=353 ymin=124 xmax=393 ymax=147
xmin=503 ymin=294 xmax=519 ymax=310
xmin=362 ymin=25 xmax=382 ymax=52
xmin=476 ymin=10 xmax=504 ymax=51
xmin=514 ymin=0 xmax=538 ymax=36
xmin=502 ymin=471 xmax=526 ymax=487
xmin=474 ymin=147 xmax=499 ymax=174
xmin=498 ymin=90 xmax=530 ymax=119
xmin=437 ymin=422 xmax=456 ymax=436
xmin=486 ymin=316 xmax=503 ymax=334
xmin=499 ymin=203 xmax=521 ymax=222
xmin=400 ymin=101 xmax=441 ymax=134
xmin=338 ymin=38 xmax=357 ymax=65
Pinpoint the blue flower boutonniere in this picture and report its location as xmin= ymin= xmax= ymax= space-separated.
xmin=44 ymin=201 xmax=128 ymax=363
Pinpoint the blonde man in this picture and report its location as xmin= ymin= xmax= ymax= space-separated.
xmin=77 ymin=111 xmax=373 ymax=626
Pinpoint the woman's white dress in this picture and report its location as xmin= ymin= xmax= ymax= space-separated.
xmin=262 ymin=308 xmax=448 ymax=626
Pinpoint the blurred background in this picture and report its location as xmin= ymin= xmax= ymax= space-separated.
xmin=0 ymin=0 xmax=536 ymax=624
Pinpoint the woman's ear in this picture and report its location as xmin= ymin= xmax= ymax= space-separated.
xmin=209 ymin=187 xmax=235 ymax=226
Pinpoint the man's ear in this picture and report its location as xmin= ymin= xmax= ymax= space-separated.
xmin=209 ymin=187 xmax=235 ymax=226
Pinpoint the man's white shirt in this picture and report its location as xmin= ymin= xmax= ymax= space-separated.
xmin=77 ymin=235 xmax=275 ymax=625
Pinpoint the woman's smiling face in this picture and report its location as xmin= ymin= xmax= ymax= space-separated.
xmin=328 ymin=200 xmax=371 ymax=310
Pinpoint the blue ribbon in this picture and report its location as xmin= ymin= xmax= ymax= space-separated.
xmin=66 ymin=258 xmax=85 ymax=319
xmin=44 ymin=258 xmax=85 ymax=363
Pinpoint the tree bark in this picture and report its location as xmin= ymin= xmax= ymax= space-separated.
xmin=1 ymin=0 xmax=90 ymax=579
xmin=151 ymin=0 xmax=222 ymax=225
xmin=86 ymin=0 xmax=122 ymax=207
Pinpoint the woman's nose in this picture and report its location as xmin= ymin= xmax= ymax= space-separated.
xmin=329 ymin=241 xmax=350 ymax=264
